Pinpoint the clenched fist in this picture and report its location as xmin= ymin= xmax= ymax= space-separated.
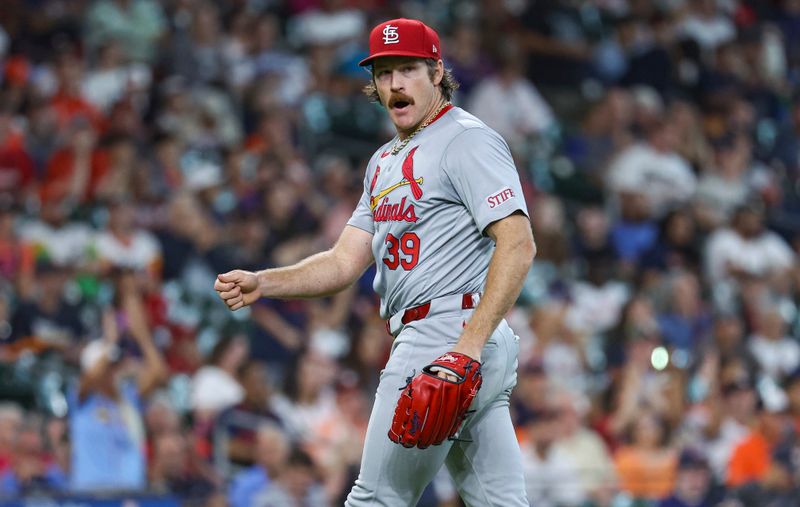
xmin=214 ymin=270 xmax=261 ymax=310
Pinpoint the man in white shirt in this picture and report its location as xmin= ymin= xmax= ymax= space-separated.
xmin=607 ymin=119 xmax=697 ymax=218
xmin=522 ymin=407 xmax=586 ymax=507
xmin=705 ymin=203 xmax=795 ymax=286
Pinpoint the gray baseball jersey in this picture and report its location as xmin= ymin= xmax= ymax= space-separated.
xmin=347 ymin=106 xmax=528 ymax=319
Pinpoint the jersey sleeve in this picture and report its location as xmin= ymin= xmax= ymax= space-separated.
xmin=441 ymin=127 xmax=529 ymax=234
xmin=346 ymin=158 xmax=378 ymax=234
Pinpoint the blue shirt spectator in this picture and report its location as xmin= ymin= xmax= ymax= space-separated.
xmin=69 ymin=379 xmax=146 ymax=491
xmin=227 ymin=424 xmax=289 ymax=507
xmin=0 ymin=463 xmax=67 ymax=496
xmin=228 ymin=465 xmax=270 ymax=507
xmin=611 ymin=219 xmax=658 ymax=262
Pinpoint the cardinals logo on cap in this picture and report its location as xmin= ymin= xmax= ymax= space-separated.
xmin=383 ymin=25 xmax=400 ymax=44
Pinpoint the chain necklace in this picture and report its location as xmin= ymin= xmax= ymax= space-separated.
xmin=390 ymin=101 xmax=451 ymax=155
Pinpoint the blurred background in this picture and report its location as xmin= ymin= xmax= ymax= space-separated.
xmin=0 ymin=0 xmax=799 ymax=506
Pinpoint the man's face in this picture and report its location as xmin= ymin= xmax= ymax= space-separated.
xmin=372 ymin=56 xmax=442 ymax=135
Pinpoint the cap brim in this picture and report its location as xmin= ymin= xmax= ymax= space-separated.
xmin=358 ymin=51 xmax=435 ymax=67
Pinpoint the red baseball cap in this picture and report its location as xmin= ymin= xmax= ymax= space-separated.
xmin=359 ymin=18 xmax=441 ymax=67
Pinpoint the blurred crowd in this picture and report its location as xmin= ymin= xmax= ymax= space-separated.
xmin=0 ymin=0 xmax=799 ymax=506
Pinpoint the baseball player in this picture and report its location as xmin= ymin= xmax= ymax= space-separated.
xmin=215 ymin=18 xmax=535 ymax=506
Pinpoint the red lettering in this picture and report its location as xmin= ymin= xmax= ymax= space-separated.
xmin=486 ymin=188 xmax=514 ymax=209
xmin=373 ymin=197 xmax=418 ymax=223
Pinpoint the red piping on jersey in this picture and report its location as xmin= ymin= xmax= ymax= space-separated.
xmin=429 ymin=103 xmax=453 ymax=125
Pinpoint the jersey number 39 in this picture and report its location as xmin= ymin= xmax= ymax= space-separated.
xmin=383 ymin=232 xmax=420 ymax=270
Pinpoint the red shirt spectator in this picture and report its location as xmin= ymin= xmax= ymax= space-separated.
xmin=0 ymin=112 xmax=35 ymax=196
xmin=40 ymin=121 xmax=109 ymax=205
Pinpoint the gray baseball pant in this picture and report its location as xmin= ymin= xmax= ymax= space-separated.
xmin=345 ymin=303 xmax=528 ymax=506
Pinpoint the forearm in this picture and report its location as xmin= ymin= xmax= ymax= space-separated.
xmin=457 ymin=221 xmax=535 ymax=356
xmin=258 ymin=250 xmax=359 ymax=299
xmin=257 ymin=225 xmax=373 ymax=299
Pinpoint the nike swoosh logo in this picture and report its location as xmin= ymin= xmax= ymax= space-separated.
xmin=380 ymin=151 xmax=390 ymax=158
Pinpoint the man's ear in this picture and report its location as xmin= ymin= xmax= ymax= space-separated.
xmin=433 ymin=59 xmax=444 ymax=87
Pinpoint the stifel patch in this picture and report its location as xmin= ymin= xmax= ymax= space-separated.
xmin=486 ymin=187 xmax=515 ymax=209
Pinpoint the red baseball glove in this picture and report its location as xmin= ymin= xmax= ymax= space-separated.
xmin=388 ymin=352 xmax=483 ymax=449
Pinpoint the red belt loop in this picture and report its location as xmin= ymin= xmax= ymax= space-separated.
xmin=401 ymin=302 xmax=431 ymax=324
xmin=461 ymin=293 xmax=478 ymax=310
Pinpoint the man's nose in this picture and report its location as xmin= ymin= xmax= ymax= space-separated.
xmin=389 ymin=70 xmax=405 ymax=92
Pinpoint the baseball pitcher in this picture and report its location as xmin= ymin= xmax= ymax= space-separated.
xmin=215 ymin=18 xmax=534 ymax=506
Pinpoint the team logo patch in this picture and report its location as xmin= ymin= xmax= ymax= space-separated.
xmin=486 ymin=187 xmax=515 ymax=209
xmin=383 ymin=25 xmax=400 ymax=44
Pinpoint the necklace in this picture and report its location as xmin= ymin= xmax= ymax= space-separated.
xmin=390 ymin=101 xmax=451 ymax=155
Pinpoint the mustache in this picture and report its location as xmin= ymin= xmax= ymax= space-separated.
xmin=388 ymin=94 xmax=414 ymax=107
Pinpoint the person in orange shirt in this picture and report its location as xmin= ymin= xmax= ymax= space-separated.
xmin=727 ymin=394 xmax=792 ymax=488
xmin=614 ymin=410 xmax=678 ymax=500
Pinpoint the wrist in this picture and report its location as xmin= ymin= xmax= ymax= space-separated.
xmin=450 ymin=341 xmax=483 ymax=362
xmin=255 ymin=269 xmax=269 ymax=298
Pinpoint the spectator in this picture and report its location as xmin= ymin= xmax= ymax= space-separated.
xmin=530 ymin=302 xmax=587 ymax=393
xmin=0 ymin=201 xmax=34 ymax=297
xmin=511 ymin=361 xmax=551 ymax=429
xmin=169 ymin=2 xmax=226 ymax=87
xmin=658 ymin=450 xmax=715 ymax=507
xmin=468 ymin=41 xmax=555 ymax=157
xmin=694 ymin=135 xmax=754 ymax=228
xmin=0 ymin=403 xmax=22 ymax=473
xmin=253 ymin=447 xmax=328 ymax=507
xmin=94 ymin=197 xmax=162 ymax=281
xmin=69 ymin=293 xmax=167 ymax=492
xmin=190 ymin=334 xmax=248 ymax=419
xmin=21 ymin=204 xmax=92 ymax=276
xmin=700 ymin=377 xmax=758 ymax=483
xmin=640 ymin=210 xmax=701 ymax=274
xmin=82 ymin=39 xmax=152 ymax=113
xmin=228 ymin=424 xmax=290 ymax=507
xmin=84 ymin=0 xmax=166 ymax=63
xmin=9 ymin=260 xmax=87 ymax=358
xmin=272 ymin=350 xmax=339 ymax=443
xmin=49 ymin=52 xmax=104 ymax=132
xmin=220 ymin=360 xmax=284 ymax=465
xmin=727 ymin=393 xmax=792 ymax=488
xmin=550 ymin=390 xmax=617 ymax=501
xmin=607 ymin=119 xmax=697 ymax=220
xmin=0 ymin=103 xmax=35 ymax=203
xmin=521 ymin=406 xmax=585 ymax=507
xmin=614 ymin=411 xmax=678 ymax=500
xmin=40 ymin=118 xmax=107 ymax=206
xmin=655 ymin=271 xmax=713 ymax=351
xmin=705 ymin=203 xmax=795 ymax=286
xmin=678 ymin=0 xmax=736 ymax=53
xmin=0 ymin=416 xmax=67 ymax=496
xmin=149 ymin=430 xmax=219 ymax=502
xmin=747 ymin=300 xmax=800 ymax=382
xmin=446 ymin=23 xmax=494 ymax=100
xmin=610 ymin=191 xmax=659 ymax=268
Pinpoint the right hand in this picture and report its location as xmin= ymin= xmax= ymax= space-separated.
xmin=215 ymin=270 xmax=261 ymax=310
